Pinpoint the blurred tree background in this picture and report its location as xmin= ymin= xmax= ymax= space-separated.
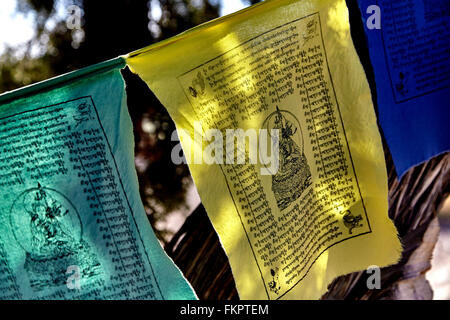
xmin=0 ymin=0 xmax=261 ymax=242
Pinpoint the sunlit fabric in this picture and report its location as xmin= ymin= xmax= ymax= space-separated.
xmin=127 ymin=0 xmax=401 ymax=299
xmin=0 ymin=57 xmax=196 ymax=300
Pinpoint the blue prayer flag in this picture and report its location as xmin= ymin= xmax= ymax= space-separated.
xmin=357 ymin=0 xmax=450 ymax=176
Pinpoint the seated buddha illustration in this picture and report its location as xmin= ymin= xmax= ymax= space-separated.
xmin=263 ymin=107 xmax=312 ymax=211
xmin=10 ymin=183 xmax=101 ymax=291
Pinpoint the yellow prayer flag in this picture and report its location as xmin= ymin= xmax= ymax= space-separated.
xmin=126 ymin=0 xmax=401 ymax=299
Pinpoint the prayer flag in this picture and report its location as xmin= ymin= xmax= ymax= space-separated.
xmin=357 ymin=0 xmax=450 ymax=176
xmin=127 ymin=0 xmax=401 ymax=299
xmin=0 ymin=57 xmax=196 ymax=300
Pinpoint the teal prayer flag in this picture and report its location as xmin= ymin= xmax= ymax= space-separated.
xmin=0 ymin=57 xmax=197 ymax=300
